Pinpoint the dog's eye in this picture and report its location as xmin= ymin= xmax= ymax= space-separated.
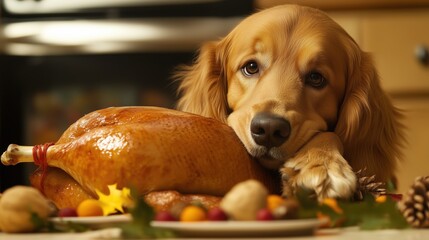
xmin=241 ymin=61 xmax=259 ymax=77
xmin=305 ymin=72 xmax=327 ymax=89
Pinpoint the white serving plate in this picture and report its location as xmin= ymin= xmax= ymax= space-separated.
xmin=51 ymin=215 xmax=325 ymax=237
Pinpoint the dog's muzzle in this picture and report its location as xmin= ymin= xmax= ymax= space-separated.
xmin=249 ymin=113 xmax=291 ymax=169
xmin=250 ymin=113 xmax=291 ymax=148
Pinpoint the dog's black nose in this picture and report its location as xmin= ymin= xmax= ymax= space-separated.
xmin=250 ymin=113 xmax=291 ymax=148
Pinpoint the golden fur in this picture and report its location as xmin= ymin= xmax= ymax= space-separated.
xmin=176 ymin=5 xmax=404 ymax=199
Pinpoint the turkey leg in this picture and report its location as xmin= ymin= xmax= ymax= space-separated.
xmin=2 ymin=144 xmax=34 ymax=165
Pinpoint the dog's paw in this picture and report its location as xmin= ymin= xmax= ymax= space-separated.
xmin=280 ymin=167 xmax=298 ymax=198
xmin=282 ymin=149 xmax=356 ymax=200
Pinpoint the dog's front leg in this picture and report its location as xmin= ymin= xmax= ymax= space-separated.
xmin=281 ymin=132 xmax=356 ymax=200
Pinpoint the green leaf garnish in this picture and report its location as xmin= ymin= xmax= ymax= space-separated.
xmin=120 ymin=188 xmax=175 ymax=239
xmin=295 ymin=189 xmax=409 ymax=230
xmin=30 ymin=212 xmax=89 ymax=233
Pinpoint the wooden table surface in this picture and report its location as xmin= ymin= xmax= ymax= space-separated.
xmin=2 ymin=227 xmax=429 ymax=240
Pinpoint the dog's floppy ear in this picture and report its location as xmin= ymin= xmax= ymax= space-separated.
xmin=175 ymin=41 xmax=229 ymax=122
xmin=335 ymin=48 xmax=405 ymax=182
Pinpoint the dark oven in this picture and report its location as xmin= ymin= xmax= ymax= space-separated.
xmin=0 ymin=0 xmax=253 ymax=191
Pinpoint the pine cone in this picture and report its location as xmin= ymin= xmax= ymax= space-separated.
xmin=398 ymin=176 xmax=429 ymax=228
xmin=354 ymin=169 xmax=386 ymax=201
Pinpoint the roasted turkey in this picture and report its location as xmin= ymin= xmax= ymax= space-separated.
xmin=1 ymin=107 xmax=280 ymax=209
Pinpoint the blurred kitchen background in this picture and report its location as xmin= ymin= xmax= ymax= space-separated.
xmin=0 ymin=0 xmax=428 ymax=194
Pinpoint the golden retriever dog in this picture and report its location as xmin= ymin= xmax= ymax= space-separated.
xmin=176 ymin=5 xmax=404 ymax=200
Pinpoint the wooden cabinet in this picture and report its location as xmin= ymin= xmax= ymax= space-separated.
xmin=395 ymin=99 xmax=429 ymax=192
xmin=360 ymin=10 xmax=429 ymax=94
xmin=330 ymin=9 xmax=429 ymax=193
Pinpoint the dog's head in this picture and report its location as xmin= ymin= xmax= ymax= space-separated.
xmin=177 ymin=5 xmax=402 ymax=175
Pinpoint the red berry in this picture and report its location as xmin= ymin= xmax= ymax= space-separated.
xmin=58 ymin=208 xmax=78 ymax=217
xmin=207 ymin=207 xmax=228 ymax=221
xmin=256 ymin=208 xmax=274 ymax=221
xmin=389 ymin=194 xmax=403 ymax=202
xmin=155 ymin=211 xmax=177 ymax=221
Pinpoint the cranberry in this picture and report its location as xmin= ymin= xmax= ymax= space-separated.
xmin=154 ymin=211 xmax=177 ymax=221
xmin=58 ymin=208 xmax=78 ymax=217
xmin=256 ymin=208 xmax=274 ymax=221
xmin=207 ymin=207 xmax=228 ymax=221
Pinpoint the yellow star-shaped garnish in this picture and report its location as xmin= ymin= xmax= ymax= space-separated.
xmin=95 ymin=184 xmax=134 ymax=216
